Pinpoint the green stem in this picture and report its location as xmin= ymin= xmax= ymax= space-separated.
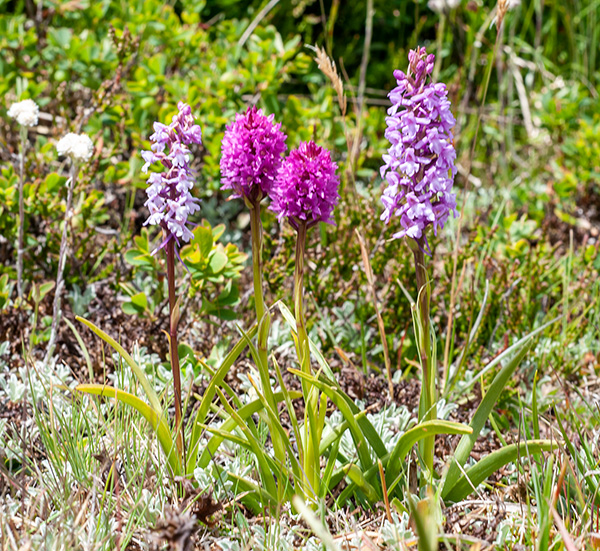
xmin=166 ymin=238 xmax=185 ymax=462
xmin=293 ymin=222 xmax=309 ymax=371
xmin=293 ymin=221 xmax=319 ymax=502
xmin=44 ymin=162 xmax=77 ymax=366
xmin=413 ymin=241 xmax=435 ymax=482
xmin=250 ymin=203 xmax=267 ymax=326
xmin=249 ymin=202 xmax=285 ymax=468
xmin=17 ymin=127 xmax=27 ymax=300
xmin=433 ymin=12 xmax=446 ymax=81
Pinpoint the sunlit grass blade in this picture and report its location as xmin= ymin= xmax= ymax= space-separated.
xmin=76 ymin=316 xmax=163 ymax=414
xmin=227 ymin=472 xmax=279 ymax=513
xmin=277 ymin=301 xmax=335 ymax=379
xmin=335 ymin=419 xmax=471 ymax=505
xmin=290 ymin=368 xmax=374 ymax=473
xmin=75 ymin=384 xmax=181 ymax=476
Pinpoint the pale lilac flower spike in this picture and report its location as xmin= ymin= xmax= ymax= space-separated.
xmin=220 ymin=105 xmax=287 ymax=203
xmin=141 ymin=102 xmax=202 ymax=253
xmin=380 ymin=47 xmax=457 ymax=253
xmin=270 ymin=141 xmax=340 ymax=230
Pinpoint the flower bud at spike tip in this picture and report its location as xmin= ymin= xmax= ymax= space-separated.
xmin=380 ymin=47 xmax=458 ymax=253
xmin=270 ymin=140 xmax=340 ymax=230
xmin=220 ymin=105 xmax=287 ymax=203
xmin=141 ymin=102 xmax=202 ymax=253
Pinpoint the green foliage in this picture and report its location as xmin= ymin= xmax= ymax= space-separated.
xmin=122 ymin=221 xmax=246 ymax=320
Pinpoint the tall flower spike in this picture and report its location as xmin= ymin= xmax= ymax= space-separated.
xmin=142 ymin=102 xmax=202 ymax=252
xmin=270 ymin=141 xmax=340 ymax=230
xmin=220 ymin=105 xmax=287 ymax=203
xmin=380 ymin=47 xmax=457 ymax=253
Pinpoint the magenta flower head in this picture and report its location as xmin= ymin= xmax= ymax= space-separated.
xmin=220 ymin=105 xmax=287 ymax=204
xmin=141 ymin=102 xmax=202 ymax=252
xmin=380 ymin=47 xmax=457 ymax=253
xmin=270 ymin=141 xmax=340 ymax=230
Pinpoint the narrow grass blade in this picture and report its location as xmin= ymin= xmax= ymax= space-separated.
xmin=290 ymin=368 xmax=374 ymax=473
xmin=292 ymin=495 xmax=340 ymax=551
xmin=63 ymin=317 xmax=93 ymax=383
xmin=213 ymin=388 xmax=279 ymax=498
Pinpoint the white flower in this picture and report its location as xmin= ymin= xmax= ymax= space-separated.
xmin=7 ymin=99 xmax=39 ymax=127
xmin=56 ymin=132 xmax=94 ymax=162
xmin=427 ymin=0 xmax=460 ymax=12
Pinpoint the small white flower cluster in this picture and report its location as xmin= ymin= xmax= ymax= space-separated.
xmin=7 ymin=99 xmax=39 ymax=127
xmin=56 ymin=132 xmax=94 ymax=162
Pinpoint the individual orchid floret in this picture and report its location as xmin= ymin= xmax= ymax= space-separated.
xmin=56 ymin=133 xmax=95 ymax=163
xmin=270 ymin=141 xmax=340 ymax=230
xmin=220 ymin=106 xmax=287 ymax=203
xmin=380 ymin=46 xmax=457 ymax=253
xmin=8 ymin=99 xmax=39 ymax=127
xmin=141 ymin=102 xmax=202 ymax=250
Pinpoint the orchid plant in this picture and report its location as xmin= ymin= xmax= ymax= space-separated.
xmin=380 ymin=47 xmax=458 ymax=482
xmin=72 ymin=51 xmax=556 ymax=521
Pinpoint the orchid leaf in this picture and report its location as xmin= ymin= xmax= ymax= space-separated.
xmin=445 ymin=440 xmax=556 ymax=502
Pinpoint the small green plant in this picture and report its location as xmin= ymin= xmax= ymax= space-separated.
xmin=122 ymin=223 xmax=246 ymax=321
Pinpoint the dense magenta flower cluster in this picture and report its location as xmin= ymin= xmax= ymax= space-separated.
xmin=380 ymin=47 xmax=457 ymax=251
xmin=220 ymin=106 xmax=287 ymax=202
xmin=141 ymin=102 xmax=202 ymax=249
xmin=270 ymin=141 xmax=340 ymax=229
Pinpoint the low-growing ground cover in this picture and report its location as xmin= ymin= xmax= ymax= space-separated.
xmin=1 ymin=1 xmax=600 ymax=550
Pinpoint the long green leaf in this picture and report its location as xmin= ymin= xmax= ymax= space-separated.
xmin=214 ymin=388 xmax=279 ymax=498
xmin=441 ymin=339 xmax=534 ymax=499
xmin=386 ymin=420 xmax=472 ymax=493
xmin=196 ymin=390 xmax=302 ymax=470
xmin=336 ymin=419 xmax=471 ymax=505
xmin=445 ymin=440 xmax=556 ymax=502
xmin=227 ymin=472 xmax=279 ymax=513
xmin=76 ymin=384 xmax=180 ymax=476
xmin=277 ymin=301 xmax=335 ymax=380
xmin=291 ymin=369 xmax=374 ymax=474
xmin=76 ymin=317 xmax=163 ymax=415
xmin=457 ymin=316 xmax=560 ymax=393
xmin=186 ymin=324 xmax=257 ymax=474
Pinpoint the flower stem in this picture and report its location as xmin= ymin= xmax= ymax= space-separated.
xmin=293 ymin=221 xmax=319 ymax=502
xmin=293 ymin=222 xmax=308 ymax=371
xmin=249 ymin=203 xmax=285 ymax=467
xmin=16 ymin=127 xmax=27 ymax=300
xmin=45 ymin=162 xmax=77 ymax=366
xmin=412 ymin=242 xmax=435 ymax=481
xmin=166 ymin=237 xmax=185 ymax=461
